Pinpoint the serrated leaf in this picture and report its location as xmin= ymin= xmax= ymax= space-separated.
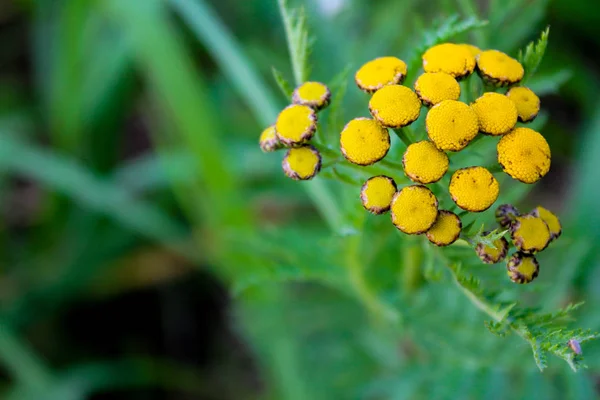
xmin=518 ymin=27 xmax=550 ymax=83
xmin=278 ymin=0 xmax=312 ymax=85
xmin=272 ymin=66 xmax=294 ymax=99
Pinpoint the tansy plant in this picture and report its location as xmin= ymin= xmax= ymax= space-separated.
xmin=258 ymin=1 xmax=598 ymax=373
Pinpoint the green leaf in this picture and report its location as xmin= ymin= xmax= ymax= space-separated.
xmin=528 ymin=69 xmax=572 ymax=95
xmin=518 ymin=27 xmax=550 ymax=83
xmin=277 ymin=0 xmax=312 ymax=85
xmin=272 ymin=66 xmax=294 ymax=99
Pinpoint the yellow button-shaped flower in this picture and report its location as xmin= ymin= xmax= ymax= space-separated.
xmin=368 ymin=85 xmax=421 ymax=128
xmin=530 ymin=206 xmax=561 ymax=241
xmin=426 ymin=210 xmax=462 ymax=246
xmin=275 ymin=104 xmax=317 ymax=146
xmin=402 ymin=141 xmax=449 ymax=184
xmin=426 ymin=100 xmax=479 ymax=151
xmin=459 ymin=44 xmax=481 ymax=58
xmin=476 ymin=50 xmax=524 ymax=86
xmin=292 ymin=81 xmax=331 ymax=111
xmin=259 ymin=125 xmax=282 ymax=152
xmin=282 ymin=145 xmax=321 ymax=180
xmin=355 ymin=56 xmax=407 ymax=93
xmin=497 ymin=127 xmax=551 ymax=184
xmin=471 ymin=92 xmax=518 ymax=136
xmin=449 ymin=167 xmax=499 ymax=212
xmin=495 ymin=204 xmax=519 ymax=228
xmin=510 ymin=214 xmax=551 ymax=254
xmin=340 ymin=118 xmax=390 ymax=166
xmin=422 ymin=43 xmax=476 ymax=79
xmin=507 ymin=253 xmax=539 ymax=284
xmin=506 ymin=86 xmax=540 ymax=123
xmin=360 ymin=175 xmax=397 ymax=215
xmin=414 ymin=72 xmax=460 ymax=106
xmin=390 ymin=185 xmax=438 ymax=235
xmin=475 ymin=234 xmax=509 ymax=264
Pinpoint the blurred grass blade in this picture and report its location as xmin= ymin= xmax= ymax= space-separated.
xmin=0 ymin=135 xmax=193 ymax=258
xmin=169 ymin=0 xmax=279 ymax=125
xmin=0 ymin=321 xmax=53 ymax=393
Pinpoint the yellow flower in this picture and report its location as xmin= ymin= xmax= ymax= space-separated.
xmin=355 ymin=57 xmax=407 ymax=93
xmin=426 ymin=210 xmax=462 ymax=246
xmin=506 ymin=86 xmax=540 ymax=123
xmin=402 ymin=141 xmax=449 ymax=184
xmin=368 ymin=85 xmax=421 ymax=128
xmin=390 ymin=185 xmax=438 ymax=235
xmin=426 ymin=100 xmax=479 ymax=151
xmin=510 ymin=214 xmax=551 ymax=254
xmin=275 ymin=104 xmax=317 ymax=146
xmin=530 ymin=206 xmax=562 ymax=241
xmin=414 ymin=72 xmax=461 ymax=106
xmin=475 ymin=234 xmax=509 ymax=264
xmin=422 ymin=43 xmax=476 ymax=79
xmin=292 ymin=81 xmax=331 ymax=111
xmin=495 ymin=204 xmax=519 ymax=228
xmin=360 ymin=175 xmax=397 ymax=214
xmin=471 ymin=92 xmax=518 ymax=136
xmin=497 ymin=127 xmax=551 ymax=184
xmin=459 ymin=43 xmax=481 ymax=58
xmin=476 ymin=50 xmax=524 ymax=86
xmin=340 ymin=118 xmax=390 ymax=166
xmin=282 ymin=145 xmax=322 ymax=180
xmin=507 ymin=253 xmax=539 ymax=284
xmin=259 ymin=125 xmax=282 ymax=152
xmin=449 ymin=167 xmax=499 ymax=212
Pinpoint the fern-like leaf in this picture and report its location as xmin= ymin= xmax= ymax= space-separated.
xmin=271 ymin=66 xmax=294 ymax=99
xmin=518 ymin=27 xmax=550 ymax=83
xmin=278 ymin=0 xmax=312 ymax=85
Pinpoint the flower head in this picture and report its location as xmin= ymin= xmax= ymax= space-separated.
xmin=475 ymin=234 xmax=509 ymax=264
xmin=390 ymin=185 xmax=438 ymax=235
xmin=422 ymin=43 xmax=476 ymax=79
xmin=426 ymin=210 xmax=462 ymax=246
xmin=414 ymin=72 xmax=461 ymax=106
xmin=476 ymin=50 xmax=524 ymax=86
xmin=507 ymin=252 xmax=539 ymax=284
xmin=529 ymin=206 xmax=562 ymax=241
xmin=368 ymin=85 xmax=421 ymax=128
xmin=449 ymin=166 xmax=499 ymax=212
xmin=426 ymin=100 xmax=479 ymax=151
xmin=275 ymin=104 xmax=317 ymax=146
xmin=259 ymin=125 xmax=282 ymax=152
xmin=402 ymin=140 xmax=449 ymax=184
xmin=340 ymin=118 xmax=390 ymax=165
xmin=459 ymin=44 xmax=481 ymax=58
xmin=506 ymin=86 xmax=540 ymax=123
xmin=495 ymin=204 xmax=520 ymax=228
xmin=355 ymin=57 xmax=407 ymax=93
xmin=360 ymin=175 xmax=397 ymax=214
xmin=292 ymin=81 xmax=331 ymax=110
xmin=471 ymin=92 xmax=518 ymax=136
xmin=282 ymin=145 xmax=322 ymax=180
xmin=510 ymin=214 xmax=551 ymax=254
xmin=497 ymin=127 xmax=551 ymax=184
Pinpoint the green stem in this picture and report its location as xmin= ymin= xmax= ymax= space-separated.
xmin=392 ymin=128 xmax=413 ymax=147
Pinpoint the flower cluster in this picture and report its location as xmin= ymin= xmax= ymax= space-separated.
xmin=259 ymin=81 xmax=331 ymax=180
xmin=258 ymin=41 xmax=559 ymax=284
xmin=473 ymin=203 xmax=562 ymax=284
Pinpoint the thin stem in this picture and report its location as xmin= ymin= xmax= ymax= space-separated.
xmin=392 ymin=128 xmax=413 ymax=147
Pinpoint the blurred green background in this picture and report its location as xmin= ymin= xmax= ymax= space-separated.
xmin=0 ymin=0 xmax=600 ymax=399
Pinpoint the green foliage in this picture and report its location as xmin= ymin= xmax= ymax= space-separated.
xmin=519 ymin=27 xmax=550 ymax=83
xmin=272 ymin=66 xmax=294 ymax=99
xmin=278 ymin=0 xmax=312 ymax=85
